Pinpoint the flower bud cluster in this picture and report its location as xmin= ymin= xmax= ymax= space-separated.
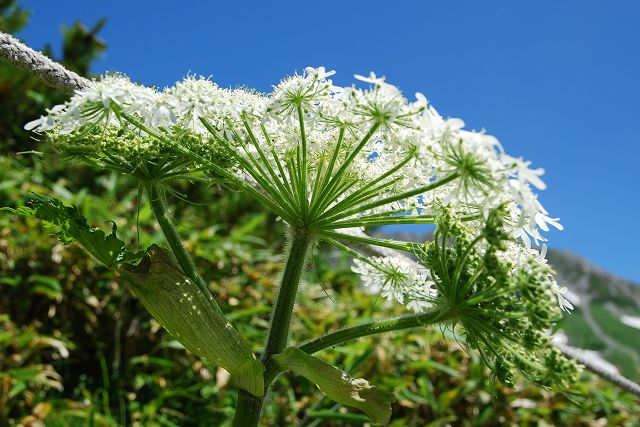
xmin=352 ymin=206 xmax=579 ymax=388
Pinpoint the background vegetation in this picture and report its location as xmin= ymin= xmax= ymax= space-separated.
xmin=1 ymin=2 xmax=638 ymax=425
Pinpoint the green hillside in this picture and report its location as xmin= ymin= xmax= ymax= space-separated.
xmin=549 ymin=250 xmax=640 ymax=381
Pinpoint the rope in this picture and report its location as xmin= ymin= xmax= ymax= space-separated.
xmin=554 ymin=341 xmax=640 ymax=396
xmin=1 ymin=30 xmax=639 ymax=399
xmin=0 ymin=31 xmax=91 ymax=93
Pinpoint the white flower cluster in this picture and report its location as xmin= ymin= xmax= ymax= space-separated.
xmin=352 ymin=256 xmax=435 ymax=313
xmin=26 ymin=74 xmax=267 ymax=132
xmin=25 ymin=74 xmax=266 ymax=159
xmin=26 ymin=67 xmax=566 ymax=311
xmin=499 ymin=242 xmax=574 ymax=312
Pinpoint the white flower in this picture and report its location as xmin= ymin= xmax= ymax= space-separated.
xmin=512 ymin=157 xmax=547 ymax=190
xmin=304 ymin=66 xmax=336 ymax=81
xmin=352 ymin=256 xmax=435 ymax=311
xmin=354 ymin=71 xmax=386 ymax=86
xmin=535 ymin=212 xmax=563 ymax=232
xmin=24 ymin=105 xmax=66 ymax=132
xmin=551 ymin=283 xmax=574 ymax=312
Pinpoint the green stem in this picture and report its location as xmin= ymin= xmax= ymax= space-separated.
xmin=147 ymin=184 xmax=221 ymax=314
xmin=299 ymin=308 xmax=452 ymax=354
xmin=314 ymin=172 xmax=459 ymax=227
xmin=318 ymin=230 xmax=421 ymax=253
xmin=262 ymin=228 xmax=312 ymax=362
xmin=233 ymin=227 xmax=313 ymax=427
xmin=233 ymin=390 xmax=265 ymax=427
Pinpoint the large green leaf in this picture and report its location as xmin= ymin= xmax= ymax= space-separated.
xmin=273 ymin=347 xmax=394 ymax=424
xmin=3 ymin=193 xmax=143 ymax=266
xmin=4 ymin=194 xmax=265 ymax=395
xmin=120 ymin=245 xmax=264 ymax=396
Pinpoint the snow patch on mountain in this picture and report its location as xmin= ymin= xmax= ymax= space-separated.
xmin=621 ymin=315 xmax=640 ymax=330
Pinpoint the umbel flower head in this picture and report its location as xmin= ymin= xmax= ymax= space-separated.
xmin=27 ymin=67 xmax=560 ymax=245
xmin=352 ymin=205 xmax=579 ymax=388
xmin=352 ymin=255 xmax=437 ymax=313
xmin=26 ymin=67 xmax=574 ymax=386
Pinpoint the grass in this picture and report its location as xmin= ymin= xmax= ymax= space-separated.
xmin=559 ymin=307 xmax=607 ymax=351
xmin=590 ymin=304 xmax=640 ymax=355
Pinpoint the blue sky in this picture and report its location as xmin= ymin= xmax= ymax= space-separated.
xmin=19 ymin=1 xmax=640 ymax=282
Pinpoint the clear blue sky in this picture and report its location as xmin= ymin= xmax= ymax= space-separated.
xmin=18 ymin=1 xmax=640 ymax=282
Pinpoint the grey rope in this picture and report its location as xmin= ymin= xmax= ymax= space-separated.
xmin=554 ymin=341 xmax=640 ymax=396
xmin=0 ymin=31 xmax=91 ymax=93
xmin=1 ymin=30 xmax=639 ymax=399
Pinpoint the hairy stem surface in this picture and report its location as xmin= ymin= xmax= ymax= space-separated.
xmin=233 ymin=228 xmax=312 ymax=426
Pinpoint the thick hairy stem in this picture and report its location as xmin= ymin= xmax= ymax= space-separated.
xmin=233 ymin=228 xmax=312 ymax=427
xmin=147 ymin=184 xmax=221 ymax=313
xmin=261 ymin=228 xmax=312 ymax=362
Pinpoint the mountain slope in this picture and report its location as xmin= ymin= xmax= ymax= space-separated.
xmin=548 ymin=250 xmax=640 ymax=381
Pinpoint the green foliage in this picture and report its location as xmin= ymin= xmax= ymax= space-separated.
xmin=590 ymin=306 xmax=640 ymax=355
xmin=0 ymin=0 xmax=105 ymax=155
xmin=273 ymin=347 xmax=394 ymax=424
xmin=60 ymin=19 xmax=106 ymax=75
xmin=0 ymin=0 xmax=29 ymax=33
xmin=589 ymin=304 xmax=640 ymax=380
xmin=548 ymin=249 xmax=640 ymax=379
xmin=4 ymin=193 xmax=144 ymax=266
xmin=0 ymin=314 xmax=66 ymax=420
xmin=121 ymin=246 xmax=264 ymax=397
xmin=559 ymin=307 xmax=607 ymax=351
xmin=1 ymin=194 xmax=639 ymax=425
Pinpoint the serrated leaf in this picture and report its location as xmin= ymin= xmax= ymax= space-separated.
xmin=119 ymin=245 xmax=264 ymax=396
xmin=273 ymin=347 xmax=395 ymax=424
xmin=3 ymin=194 xmax=143 ymax=266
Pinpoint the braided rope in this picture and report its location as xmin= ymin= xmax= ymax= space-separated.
xmin=554 ymin=341 xmax=640 ymax=396
xmin=1 ymin=30 xmax=639 ymax=399
xmin=0 ymin=31 xmax=91 ymax=93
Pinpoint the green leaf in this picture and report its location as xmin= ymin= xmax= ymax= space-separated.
xmin=8 ymin=381 xmax=27 ymax=399
xmin=4 ymin=366 xmax=42 ymax=382
xmin=0 ymin=276 xmax=21 ymax=287
xmin=27 ymin=275 xmax=62 ymax=300
xmin=306 ymin=410 xmax=370 ymax=424
xmin=119 ymin=245 xmax=265 ymax=396
xmin=3 ymin=193 xmax=143 ymax=266
xmin=273 ymin=347 xmax=394 ymax=424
